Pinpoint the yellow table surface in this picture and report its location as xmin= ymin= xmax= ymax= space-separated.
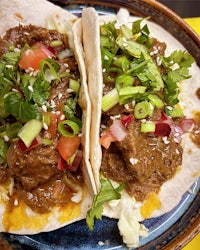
xmin=178 ymin=17 xmax=200 ymax=250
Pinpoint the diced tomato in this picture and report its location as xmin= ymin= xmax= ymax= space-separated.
xmin=56 ymin=135 xmax=81 ymax=162
xmin=19 ymin=43 xmax=54 ymax=71
xmin=18 ymin=136 xmax=41 ymax=152
xmin=99 ymin=130 xmax=117 ymax=149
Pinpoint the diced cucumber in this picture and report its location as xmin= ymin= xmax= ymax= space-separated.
xmin=18 ymin=119 xmax=43 ymax=147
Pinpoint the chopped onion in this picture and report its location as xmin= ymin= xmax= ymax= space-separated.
xmin=110 ymin=119 xmax=127 ymax=141
xmin=154 ymin=122 xmax=171 ymax=136
xmin=57 ymin=49 xmax=74 ymax=60
xmin=179 ymin=118 xmax=194 ymax=132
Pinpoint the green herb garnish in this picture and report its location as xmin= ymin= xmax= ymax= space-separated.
xmin=86 ymin=177 xmax=125 ymax=230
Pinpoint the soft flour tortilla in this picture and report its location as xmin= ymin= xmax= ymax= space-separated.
xmin=0 ymin=0 xmax=96 ymax=234
xmin=82 ymin=7 xmax=200 ymax=220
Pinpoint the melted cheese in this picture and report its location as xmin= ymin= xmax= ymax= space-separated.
xmin=3 ymin=195 xmax=51 ymax=232
xmin=140 ymin=193 xmax=161 ymax=219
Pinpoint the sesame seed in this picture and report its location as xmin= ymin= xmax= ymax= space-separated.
xmin=4 ymin=135 xmax=9 ymax=142
xmin=42 ymin=105 xmax=47 ymax=112
xmin=14 ymin=48 xmax=21 ymax=53
xmin=110 ymin=115 xmax=121 ymax=120
xmin=14 ymin=199 xmax=18 ymax=206
xmin=5 ymin=65 xmax=13 ymax=68
xmin=43 ymin=123 xmax=48 ymax=130
xmin=50 ymin=100 xmax=56 ymax=107
xmin=102 ymin=68 xmax=106 ymax=72
xmin=101 ymin=124 xmax=107 ymax=129
xmin=166 ymin=106 xmax=173 ymax=111
xmin=58 ymin=93 xmax=63 ymax=99
xmin=98 ymin=241 xmax=105 ymax=246
xmin=67 ymin=88 xmax=74 ymax=93
xmin=28 ymin=85 xmax=34 ymax=92
xmin=12 ymin=88 xmax=19 ymax=93
xmin=60 ymin=114 xmax=65 ymax=120
xmin=124 ymin=104 xmax=129 ymax=110
xmin=64 ymin=63 xmax=69 ymax=68
xmin=129 ymin=158 xmax=139 ymax=165
xmin=123 ymin=42 xmax=128 ymax=47
xmin=56 ymin=111 xmax=61 ymax=116
xmin=162 ymin=136 xmax=170 ymax=144
xmin=104 ymin=55 xmax=109 ymax=60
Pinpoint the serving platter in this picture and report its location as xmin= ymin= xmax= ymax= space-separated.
xmin=2 ymin=0 xmax=200 ymax=249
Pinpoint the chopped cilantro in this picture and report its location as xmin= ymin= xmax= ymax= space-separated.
xmin=100 ymin=19 xmax=195 ymax=114
xmin=86 ymin=177 xmax=125 ymax=230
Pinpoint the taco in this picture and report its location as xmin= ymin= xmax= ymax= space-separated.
xmin=0 ymin=0 xmax=96 ymax=234
xmin=82 ymin=7 xmax=200 ymax=247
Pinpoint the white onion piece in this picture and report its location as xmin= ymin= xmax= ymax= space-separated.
xmin=179 ymin=118 xmax=194 ymax=132
xmin=110 ymin=119 xmax=127 ymax=141
xmin=58 ymin=49 xmax=74 ymax=60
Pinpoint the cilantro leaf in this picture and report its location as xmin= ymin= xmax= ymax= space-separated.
xmin=62 ymin=97 xmax=82 ymax=127
xmin=86 ymin=177 xmax=125 ymax=230
xmin=4 ymin=92 xmax=42 ymax=121
xmin=32 ymin=77 xmax=51 ymax=105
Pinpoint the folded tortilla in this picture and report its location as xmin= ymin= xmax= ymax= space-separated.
xmin=82 ymin=7 xmax=200 ymax=221
xmin=0 ymin=0 xmax=96 ymax=234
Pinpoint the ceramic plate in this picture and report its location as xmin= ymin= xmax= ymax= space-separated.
xmin=2 ymin=1 xmax=200 ymax=249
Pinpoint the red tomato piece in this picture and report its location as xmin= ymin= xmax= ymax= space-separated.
xmin=19 ymin=48 xmax=49 ymax=71
xmin=99 ymin=130 xmax=117 ymax=149
xmin=56 ymin=135 xmax=81 ymax=162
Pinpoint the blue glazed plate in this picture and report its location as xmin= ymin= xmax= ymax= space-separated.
xmin=3 ymin=1 xmax=200 ymax=249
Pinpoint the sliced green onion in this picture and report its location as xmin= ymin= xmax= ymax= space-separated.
xmin=41 ymin=138 xmax=53 ymax=145
xmin=113 ymin=55 xmax=130 ymax=71
xmin=58 ymin=120 xmax=80 ymax=137
xmin=134 ymin=101 xmax=154 ymax=119
xmin=42 ymin=112 xmax=51 ymax=126
xmin=140 ymin=121 xmax=155 ymax=133
xmin=50 ymin=40 xmax=63 ymax=47
xmin=102 ymin=88 xmax=119 ymax=112
xmin=69 ymin=79 xmax=80 ymax=94
xmin=165 ymin=106 xmax=184 ymax=118
xmin=116 ymin=74 xmax=135 ymax=91
xmin=119 ymin=86 xmax=146 ymax=96
xmin=148 ymin=94 xmax=164 ymax=108
xmin=18 ymin=119 xmax=43 ymax=147
xmin=67 ymin=150 xmax=77 ymax=165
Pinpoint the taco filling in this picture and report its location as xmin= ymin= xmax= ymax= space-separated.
xmin=99 ymin=20 xmax=194 ymax=202
xmin=0 ymin=24 xmax=85 ymax=214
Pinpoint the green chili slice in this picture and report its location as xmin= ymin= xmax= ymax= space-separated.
xmin=58 ymin=120 xmax=80 ymax=137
